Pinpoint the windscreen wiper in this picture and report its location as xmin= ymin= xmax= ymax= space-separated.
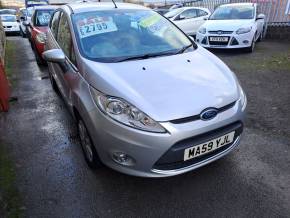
xmin=116 ymin=52 xmax=170 ymax=62
xmin=175 ymin=44 xmax=193 ymax=54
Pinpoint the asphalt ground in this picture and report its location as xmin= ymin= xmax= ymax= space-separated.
xmin=0 ymin=36 xmax=289 ymax=218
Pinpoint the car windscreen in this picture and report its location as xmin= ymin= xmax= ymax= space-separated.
xmin=35 ymin=10 xmax=54 ymax=26
xmin=72 ymin=9 xmax=193 ymax=63
xmin=164 ymin=8 xmax=183 ymax=18
xmin=0 ymin=9 xmax=16 ymax=15
xmin=210 ymin=5 xmax=254 ymax=20
xmin=0 ymin=15 xmax=16 ymax=22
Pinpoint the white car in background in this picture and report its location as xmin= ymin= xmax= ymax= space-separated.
xmin=165 ymin=7 xmax=211 ymax=36
xmin=0 ymin=14 xmax=20 ymax=35
xmin=196 ymin=3 xmax=265 ymax=52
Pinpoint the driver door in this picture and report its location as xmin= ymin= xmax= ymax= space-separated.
xmin=174 ymin=9 xmax=198 ymax=35
xmin=49 ymin=12 xmax=78 ymax=107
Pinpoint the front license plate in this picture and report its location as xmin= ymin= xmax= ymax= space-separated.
xmin=184 ymin=131 xmax=235 ymax=161
xmin=209 ymin=36 xmax=228 ymax=42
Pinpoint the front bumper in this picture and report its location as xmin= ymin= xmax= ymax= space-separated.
xmin=4 ymin=26 xmax=20 ymax=33
xmin=83 ymin=95 xmax=246 ymax=177
xmin=196 ymin=31 xmax=254 ymax=49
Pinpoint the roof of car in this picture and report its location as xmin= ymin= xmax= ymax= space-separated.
xmin=33 ymin=5 xmax=58 ymax=10
xmin=66 ymin=2 xmax=148 ymax=13
xmin=181 ymin=6 xmax=210 ymax=11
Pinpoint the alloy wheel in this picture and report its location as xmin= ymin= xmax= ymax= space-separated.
xmin=78 ymin=119 xmax=94 ymax=163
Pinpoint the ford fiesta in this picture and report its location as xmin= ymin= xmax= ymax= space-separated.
xmin=43 ymin=2 xmax=246 ymax=177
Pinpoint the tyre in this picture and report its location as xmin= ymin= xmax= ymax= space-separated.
xmin=77 ymin=118 xmax=102 ymax=169
xmin=245 ymin=34 xmax=256 ymax=53
xmin=35 ymin=52 xmax=45 ymax=65
xmin=48 ymin=71 xmax=60 ymax=94
xmin=20 ymin=28 xmax=26 ymax=38
xmin=257 ymin=29 xmax=264 ymax=42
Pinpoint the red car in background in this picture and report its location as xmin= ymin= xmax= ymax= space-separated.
xmin=26 ymin=6 xmax=56 ymax=65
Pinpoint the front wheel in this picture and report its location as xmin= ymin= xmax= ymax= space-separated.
xmin=78 ymin=118 xmax=102 ymax=169
xmin=245 ymin=36 xmax=256 ymax=53
xmin=48 ymin=71 xmax=60 ymax=94
xmin=257 ymin=28 xmax=264 ymax=42
xmin=20 ymin=28 xmax=26 ymax=38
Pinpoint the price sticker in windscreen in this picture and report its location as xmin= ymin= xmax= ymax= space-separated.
xmin=77 ymin=17 xmax=118 ymax=39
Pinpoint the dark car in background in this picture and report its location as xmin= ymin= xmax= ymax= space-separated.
xmin=26 ymin=6 xmax=56 ymax=64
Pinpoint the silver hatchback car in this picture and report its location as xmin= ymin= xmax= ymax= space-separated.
xmin=43 ymin=2 xmax=246 ymax=177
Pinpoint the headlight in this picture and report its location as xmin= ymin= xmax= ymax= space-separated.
xmin=236 ymin=27 xmax=252 ymax=34
xmin=36 ymin=32 xmax=46 ymax=44
xmin=90 ymin=87 xmax=166 ymax=133
xmin=239 ymin=84 xmax=247 ymax=111
xmin=198 ymin=27 xmax=206 ymax=34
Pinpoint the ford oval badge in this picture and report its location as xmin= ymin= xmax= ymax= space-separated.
xmin=200 ymin=108 xmax=218 ymax=121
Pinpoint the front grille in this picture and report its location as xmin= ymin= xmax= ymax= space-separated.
xmin=170 ymin=101 xmax=236 ymax=124
xmin=208 ymin=31 xmax=233 ymax=34
xmin=4 ymin=26 xmax=12 ymax=28
xmin=153 ymin=121 xmax=243 ymax=171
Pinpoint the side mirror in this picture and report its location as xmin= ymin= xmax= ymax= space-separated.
xmin=23 ymin=21 xmax=30 ymax=26
xmin=189 ymin=36 xmax=195 ymax=41
xmin=43 ymin=49 xmax=65 ymax=63
xmin=178 ymin=15 xmax=186 ymax=20
xmin=256 ymin=14 xmax=265 ymax=20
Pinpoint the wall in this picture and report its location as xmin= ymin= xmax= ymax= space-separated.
xmin=266 ymin=25 xmax=290 ymax=40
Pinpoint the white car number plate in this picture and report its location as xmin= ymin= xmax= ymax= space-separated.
xmin=209 ymin=37 xmax=228 ymax=42
xmin=184 ymin=131 xmax=235 ymax=161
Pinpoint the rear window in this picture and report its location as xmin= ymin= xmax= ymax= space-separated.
xmin=35 ymin=9 xmax=54 ymax=26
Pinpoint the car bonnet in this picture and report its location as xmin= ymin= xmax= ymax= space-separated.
xmin=82 ymin=47 xmax=239 ymax=122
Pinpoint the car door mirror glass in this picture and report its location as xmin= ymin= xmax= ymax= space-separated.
xmin=43 ymin=49 xmax=66 ymax=63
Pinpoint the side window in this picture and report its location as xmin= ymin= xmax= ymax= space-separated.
xmin=180 ymin=9 xmax=197 ymax=19
xmin=57 ymin=13 xmax=76 ymax=66
xmin=198 ymin=10 xmax=208 ymax=17
xmin=50 ymin=11 xmax=61 ymax=39
xmin=31 ymin=13 xmax=35 ymax=26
